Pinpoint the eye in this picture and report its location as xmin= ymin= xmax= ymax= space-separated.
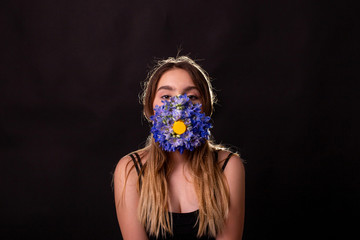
xmin=188 ymin=95 xmax=199 ymax=101
xmin=161 ymin=95 xmax=171 ymax=100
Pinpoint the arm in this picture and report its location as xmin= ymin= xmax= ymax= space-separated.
xmin=113 ymin=155 xmax=148 ymax=240
xmin=217 ymin=154 xmax=245 ymax=240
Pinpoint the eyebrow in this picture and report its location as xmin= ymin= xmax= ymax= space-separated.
xmin=156 ymin=85 xmax=174 ymax=92
xmin=156 ymin=85 xmax=199 ymax=92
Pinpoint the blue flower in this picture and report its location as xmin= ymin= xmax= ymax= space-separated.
xmin=150 ymin=94 xmax=212 ymax=154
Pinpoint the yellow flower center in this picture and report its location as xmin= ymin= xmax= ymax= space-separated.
xmin=173 ymin=120 xmax=187 ymax=135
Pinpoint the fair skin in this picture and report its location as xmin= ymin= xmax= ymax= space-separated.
xmin=114 ymin=68 xmax=245 ymax=239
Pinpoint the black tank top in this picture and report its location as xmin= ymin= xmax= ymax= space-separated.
xmin=129 ymin=151 xmax=233 ymax=240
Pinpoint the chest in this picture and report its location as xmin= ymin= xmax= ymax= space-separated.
xmin=167 ymin=168 xmax=199 ymax=213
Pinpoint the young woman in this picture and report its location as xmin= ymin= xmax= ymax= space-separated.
xmin=113 ymin=56 xmax=245 ymax=240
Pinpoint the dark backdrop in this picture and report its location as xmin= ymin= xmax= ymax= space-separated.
xmin=1 ymin=1 xmax=358 ymax=239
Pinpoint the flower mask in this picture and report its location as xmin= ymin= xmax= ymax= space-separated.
xmin=150 ymin=94 xmax=212 ymax=154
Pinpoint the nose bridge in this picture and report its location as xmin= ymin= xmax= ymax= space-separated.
xmin=175 ymin=91 xmax=183 ymax=97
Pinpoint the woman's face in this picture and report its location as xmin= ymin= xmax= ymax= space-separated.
xmin=153 ymin=68 xmax=202 ymax=109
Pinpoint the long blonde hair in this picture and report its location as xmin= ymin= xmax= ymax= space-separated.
xmin=128 ymin=56 xmax=233 ymax=237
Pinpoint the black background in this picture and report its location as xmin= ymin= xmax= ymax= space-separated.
xmin=1 ymin=1 xmax=358 ymax=239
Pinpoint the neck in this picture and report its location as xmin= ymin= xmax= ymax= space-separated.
xmin=168 ymin=150 xmax=190 ymax=166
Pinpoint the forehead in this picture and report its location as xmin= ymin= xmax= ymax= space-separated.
xmin=157 ymin=68 xmax=196 ymax=89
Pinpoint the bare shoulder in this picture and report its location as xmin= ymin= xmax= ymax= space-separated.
xmin=113 ymin=149 xmax=149 ymax=188
xmin=113 ymin=154 xmax=136 ymax=186
xmin=216 ymin=150 xmax=245 ymax=239
xmin=113 ymin=150 xmax=149 ymax=239
xmin=114 ymin=154 xmax=133 ymax=174
xmin=113 ymin=154 xmax=138 ymax=210
xmin=217 ymin=150 xmax=245 ymax=175
xmin=217 ymin=149 xmax=245 ymax=193
xmin=115 ymin=149 xmax=148 ymax=172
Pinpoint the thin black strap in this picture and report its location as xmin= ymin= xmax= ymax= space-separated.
xmin=134 ymin=152 xmax=143 ymax=174
xmin=129 ymin=153 xmax=143 ymax=189
xmin=214 ymin=150 xmax=218 ymax=162
xmin=129 ymin=154 xmax=141 ymax=175
xmin=221 ymin=153 xmax=234 ymax=172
